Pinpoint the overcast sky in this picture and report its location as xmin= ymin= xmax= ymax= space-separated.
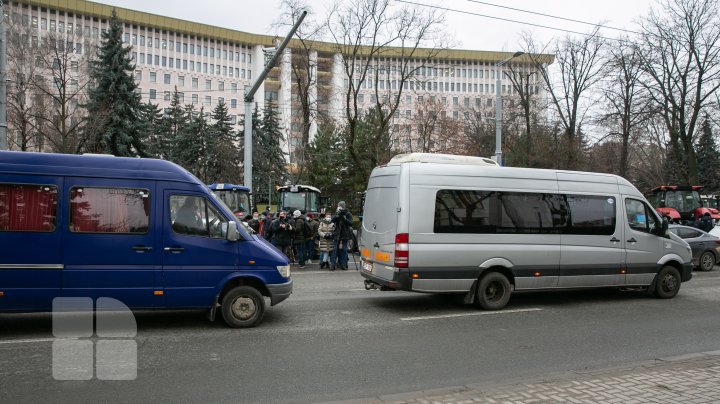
xmin=98 ymin=0 xmax=656 ymax=51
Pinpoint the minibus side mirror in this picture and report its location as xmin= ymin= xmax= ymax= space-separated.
xmin=660 ymin=217 xmax=669 ymax=238
xmin=225 ymin=221 xmax=240 ymax=241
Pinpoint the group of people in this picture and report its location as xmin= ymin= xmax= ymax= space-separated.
xmin=242 ymin=201 xmax=354 ymax=271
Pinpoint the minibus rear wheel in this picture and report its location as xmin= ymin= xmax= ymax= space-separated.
xmin=653 ymin=266 xmax=681 ymax=299
xmin=476 ymin=272 xmax=512 ymax=310
xmin=221 ymin=286 xmax=266 ymax=328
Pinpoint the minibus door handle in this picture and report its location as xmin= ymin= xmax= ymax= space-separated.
xmin=627 ymin=238 xmax=637 ymax=244
xmin=163 ymin=246 xmax=185 ymax=253
xmin=132 ymin=245 xmax=153 ymax=252
xmin=610 ymin=237 xmax=620 ymax=243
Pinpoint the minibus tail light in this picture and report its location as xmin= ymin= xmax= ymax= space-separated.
xmin=394 ymin=233 xmax=409 ymax=268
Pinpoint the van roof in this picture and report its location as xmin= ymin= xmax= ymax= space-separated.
xmin=0 ymin=151 xmax=199 ymax=184
xmin=387 ymin=153 xmax=499 ymax=166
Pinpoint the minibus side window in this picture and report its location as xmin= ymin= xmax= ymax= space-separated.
xmin=70 ymin=187 xmax=150 ymax=234
xmin=0 ymin=183 xmax=58 ymax=232
xmin=170 ymin=195 xmax=228 ymax=238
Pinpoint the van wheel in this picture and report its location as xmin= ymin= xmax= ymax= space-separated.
xmin=699 ymin=251 xmax=715 ymax=271
xmin=653 ymin=266 xmax=681 ymax=299
xmin=221 ymin=286 xmax=265 ymax=328
xmin=475 ymin=272 xmax=512 ymax=310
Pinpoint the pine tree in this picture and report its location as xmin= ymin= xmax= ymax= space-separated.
xmin=175 ymin=105 xmax=208 ymax=180
xmin=207 ymin=99 xmax=240 ymax=183
xmin=307 ymin=118 xmax=346 ymax=199
xmin=696 ymin=117 xmax=720 ymax=191
xmin=136 ymin=102 xmax=163 ymax=158
xmin=255 ymin=103 xmax=287 ymax=200
xmin=158 ymin=88 xmax=187 ymax=161
xmin=85 ymin=10 xmax=144 ymax=156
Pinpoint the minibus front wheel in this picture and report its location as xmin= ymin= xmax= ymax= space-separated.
xmin=475 ymin=272 xmax=512 ymax=310
xmin=221 ymin=286 xmax=266 ymax=328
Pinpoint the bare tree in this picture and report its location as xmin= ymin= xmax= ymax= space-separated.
xmin=637 ymin=0 xmax=720 ymax=184
xmin=598 ymin=39 xmax=649 ymax=178
xmin=275 ymin=0 xmax=327 ymax=182
xmin=327 ymin=0 xmax=446 ymax=170
xmin=33 ymin=31 xmax=93 ymax=153
xmin=5 ymin=20 xmax=43 ymax=151
xmin=525 ymin=28 xmax=606 ymax=169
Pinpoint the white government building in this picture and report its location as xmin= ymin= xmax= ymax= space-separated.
xmin=5 ymin=0 xmax=553 ymax=160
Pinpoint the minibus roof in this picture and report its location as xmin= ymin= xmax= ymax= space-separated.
xmin=0 ymin=151 xmax=199 ymax=184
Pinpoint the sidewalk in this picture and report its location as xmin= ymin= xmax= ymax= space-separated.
xmin=352 ymin=351 xmax=720 ymax=403
xmin=289 ymin=254 xmax=363 ymax=272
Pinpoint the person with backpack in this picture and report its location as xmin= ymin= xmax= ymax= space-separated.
xmin=292 ymin=210 xmax=309 ymax=268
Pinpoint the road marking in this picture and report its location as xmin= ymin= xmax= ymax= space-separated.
xmin=0 ymin=338 xmax=59 ymax=345
xmin=400 ymin=307 xmax=543 ymax=321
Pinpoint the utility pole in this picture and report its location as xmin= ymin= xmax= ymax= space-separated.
xmin=0 ymin=1 xmax=8 ymax=150
xmin=243 ymin=10 xmax=306 ymax=207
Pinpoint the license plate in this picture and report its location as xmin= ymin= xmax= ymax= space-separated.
xmin=362 ymin=261 xmax=373 ymax=273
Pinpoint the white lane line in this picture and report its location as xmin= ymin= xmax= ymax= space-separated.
xmin=0 ymin=338 xmax=59 ymax=345
xmin=400 ymin=307 xmax=543 ymax=321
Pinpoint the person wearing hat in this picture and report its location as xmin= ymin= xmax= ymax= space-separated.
xmin=292 ymin=209 xmax=309 ymax=268
xmin=330 ymin=201 xmax=353 ymax=270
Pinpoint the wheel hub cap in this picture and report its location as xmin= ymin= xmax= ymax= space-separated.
xmin=232 ymin=296 xmax=256 ymax=320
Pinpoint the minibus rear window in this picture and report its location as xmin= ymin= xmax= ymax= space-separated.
xmin=70 ymin=187 xmax=150 ymax=234
xmin=0 ymin=183 xmax=58 ymax=232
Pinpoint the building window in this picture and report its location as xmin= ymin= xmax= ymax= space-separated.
xmin=192 ymin=94 xmax=198 ymax=105
xmin=231 ymin=83 xmax=237 ymax=94
xmin=178 ymin=76 xmax=185 ymax=87
xmin=204 ymin=96 xmax=211 ymax=106
xmin=164 ymin=74 xmax=171 ymax=85
xmin=218 ymin=81 xmax=224 ymax=91
xmin=149 ymin=89 xmax=156 ymax=100
xmin=231 ymin=99 xmax=237 ymax=109
xmin=192 ymin=77 xmax=198 ymax=89
xmin=164 ymin=91 xmax=171 ymax=101
xmin=149 ymin=72 xmax=157 ymax=83
xmin=205 ymin=79 xmax=211 ymax=90
xmin=178 ymin=92 xmax=184 ymax=104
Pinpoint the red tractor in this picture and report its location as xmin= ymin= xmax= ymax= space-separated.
xmin=646 ymin=185 xmax=720 ymax=223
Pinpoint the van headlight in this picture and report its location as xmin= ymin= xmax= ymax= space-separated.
xmin=277 ymin=265 xmax=291 ymax=278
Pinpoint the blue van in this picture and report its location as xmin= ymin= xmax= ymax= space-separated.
xmin=0 ymin=151 xmax=291 ymax=328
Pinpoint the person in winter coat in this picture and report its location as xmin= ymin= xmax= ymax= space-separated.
xmin=291 ymin=210 xmax=308 ymax=268
xmin=270 ymin=210 xmax=294 ymax=260
xmin=330 ymin=201 xmax=353 ymax=270
xmin=305 ymin=213 xmax=319 ymax=264
xmin=247 ymin=211 xmax=261 ymax=234
xmin=317 ymin=213 xmax=336 ymax=269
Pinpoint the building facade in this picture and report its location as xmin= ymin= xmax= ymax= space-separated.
xmin=5 ymin=0 xmax=553 ymax=160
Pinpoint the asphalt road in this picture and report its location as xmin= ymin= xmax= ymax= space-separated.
xmin=1 ymin=266 xmax=720 ymax=403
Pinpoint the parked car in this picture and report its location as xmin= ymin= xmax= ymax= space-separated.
xmin=669 ymin=225 xmax=720 ymax=271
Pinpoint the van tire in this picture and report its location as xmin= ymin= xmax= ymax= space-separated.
xmin=221 ymin=286 xmax=265 ymax=328
xmin=699 ymin=251 xmax=715 ymax=271
xmin=653 ymin=266 xmax=681 ymax=299
xmin=475 ymin=272 xmax=512 ymax=310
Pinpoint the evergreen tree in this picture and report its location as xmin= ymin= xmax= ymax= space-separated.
xmin=159 ymin=88 xmax=188 ymax=161
xmin=307 ymin=118 xmax=347 ymax=201
xmin=255 ymin=103 xmax=287 ymax=200
xmin=696 ymin=117 xmax=720 ymax=191
xmin=136 ymin=102 xmax=163 ymax=158
xmin=207 ymin=99 xmax=240 ymax=183
xmin=175 ymin=106 xmax=208 ymax=180
xmin=85 ymin=10 xmax=144 ymax=156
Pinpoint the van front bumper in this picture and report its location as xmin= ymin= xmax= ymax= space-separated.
xmin=682 ymin=262 xmax=693 ymax=282
xmin=267 ymin=279 xmax=293 ymax=305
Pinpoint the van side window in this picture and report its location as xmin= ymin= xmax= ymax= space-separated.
xmin=70 ymin=187 xmax=150 ymax=234
xmin=565 ymin=195 xmax=616 ymax=235
xmin=434 ymin=190 xmax=567 ymax=234
xmin=625 ymin=198 xmax=658 ymax=234
xmin=0 ymin=183 xmax=58 ymax=232
xmin=170 ymin=195 xmax=228 ymax=238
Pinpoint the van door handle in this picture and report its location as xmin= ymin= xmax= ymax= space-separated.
xmin=163 ymin=247 xmax=185 ymax=253
xmin=627 ymin=238 xmax=637 ymax=244
xmin=610 ymin=237 xmax=620 ymax=243
xmin=132 ymin=245 xmax=153 ymax=252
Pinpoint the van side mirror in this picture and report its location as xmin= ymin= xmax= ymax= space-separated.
xmin=660 ymin=217 xmax=669 ymax=238
xmin=226 ymin=221 xmax=240 ymax=241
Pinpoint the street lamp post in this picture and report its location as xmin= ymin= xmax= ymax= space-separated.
xmin=495 ymin=51 xmax=524 ymax=166
xmin=268 ymin=171 xmax=275 ymax=210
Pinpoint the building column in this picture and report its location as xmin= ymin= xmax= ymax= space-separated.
xmin=308 ymin=50 xmax=318 ymax=144
xmin=331 ymin=52 xmax=345 ymax=124
xmin=279 ymin=48 xmax=293 ymax=162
